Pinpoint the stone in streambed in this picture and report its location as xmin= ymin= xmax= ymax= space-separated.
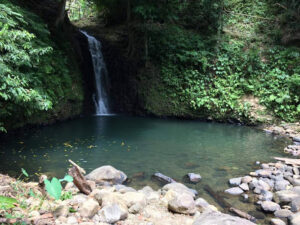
xmin=239 ymin=183 xmax=249 ymax=191
xmin=290 ymin=212 xmax=300 ymax=225
xmin=53 ymin=205 xmax=69 ymax=218
xmin=293 ymin=137 xmax=300 ymax=142
xmin=79 ymin=198 xmax=99 ymax=218
xmin=187 ymin=173 xmax=202 ymax=183
xmin=225 ymin=187 xmax=243 ymax=195
xmin=242 ymin=176 xmax=252 ymax=183
xmin=162 ymin=182 xmax=196 ymax=198
xmin=275 ymin=189 xmax=300 ymax=204
xmin=195 ymin=198 xmax=218 ymax=212
xmin=274 ymin=209 xmax=292 ymax=218
xmin=86 ymin=165 xmax=127 ymax=184
xmin=229 ymin=177 xmax=242 ymax=186
xmin=270 ymin=218 xmax=286 ymax=225
xmin=261 ymin=201 xmax=280 ymax=212
xmin=291 ymin=197 xmax=300 ymax=212
xmin=260 ymin=190 xmax=273 ymax=201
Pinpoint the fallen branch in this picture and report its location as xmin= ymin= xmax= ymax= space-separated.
xmin=230 ymin=207 xmax=256 ymax=223
xmin=69 ymin=159 xmax=86 ymax=174
xmin=68 ymin=166 xmax=92 ymax=195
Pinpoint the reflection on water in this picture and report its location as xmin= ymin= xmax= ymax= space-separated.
xmin=0 ymin=116 xmax=291 ymax=223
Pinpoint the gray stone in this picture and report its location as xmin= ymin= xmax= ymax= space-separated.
xmin=229 ymin=177 xmax=242 ymax=186
xmin=187 ymin=173 xmax=202 ymax=183
xmin=293 ymin=137 xmax=300 ymax=142
xmin=293 ymin=167 xmax=300 ymax=175
xmin=292 ymin=179 xmax=300 ymax=186
xmin=168 ymin=193 xmax=196 ymax=215
xmin=256 ymin=169 xmax=272 ymax=178
xmin=79 ymin=198 xmax=99 ymax=218
xmin=261 ymin=190 xmax=273 ymax=201
xmin=239 ymin=183 xmax=249 ymax=191
xmin=163 ymin=182 xmax=196 ymax=198
xmin=261 ymin=201 xmax=280 ymax=212
xmin=98 ymin=204 xmax=128 ymax=224
xmin=86 ymin=165 xmax=127 ymax=184
xmin=114 ymin=184 xmax=136 ymax=193
xmin=192 ymin=211 xmax=255 ymax=225
xmin=274 ymin=209 xmax=292 ymax=218
xmin=291 ymin=197 xmax=300 ymax=212
xmin=275 ymin=180 xmax=290 ymax=191
xmin=290 ymin=212 xmax=300 ymax=225
xmin=270 ymin=218 xmax=286 ymax=225
xmin=275 ymin=189 xmax=300 ymax=204
xmin=225 ymin=187 xmax=244 ymax=195
xmin=53 ymin=205 xmax=69 ymax=218
xmin=242 ymin=176 xmax=252 ymax=183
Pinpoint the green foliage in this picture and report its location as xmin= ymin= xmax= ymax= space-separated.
xmin=21 ymin=168 xmax=28 ymax=177
xmin=0 ymin=196 xmax=17 ymax=210
xmin=0 ymin=0 xmax=83 ymax=131
xmin=44 ymin=175 xmax=73 ymax=200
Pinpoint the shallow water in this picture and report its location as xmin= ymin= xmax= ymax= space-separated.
xmin=0 ymin=116 xmax=291 ymax=223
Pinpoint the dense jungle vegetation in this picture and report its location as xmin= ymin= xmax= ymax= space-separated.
xmin=0 ymin=0 xmax=299 ymax=131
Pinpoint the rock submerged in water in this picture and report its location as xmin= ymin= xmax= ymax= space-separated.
xmin=186 ymin=173 xmax=202 ymax=184
xmin=86 ymin=165 xmax=127 ymax=185
xmin=225 ymin=187 xmax=244 ymax=195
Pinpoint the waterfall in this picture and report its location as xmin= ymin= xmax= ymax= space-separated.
xmin=81 ymin=30 xmax=111 ymax=115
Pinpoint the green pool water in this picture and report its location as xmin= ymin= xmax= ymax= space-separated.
xmin=0 ymin=116 xmax=291 ymax=222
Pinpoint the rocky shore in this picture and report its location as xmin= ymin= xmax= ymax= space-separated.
xmin=0 ymin=165 xmax=255 ymax=225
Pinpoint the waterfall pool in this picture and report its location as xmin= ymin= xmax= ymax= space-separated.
xmin=0 ymin=116 xmax=291 ymax=222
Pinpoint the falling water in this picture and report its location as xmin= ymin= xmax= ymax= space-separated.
xmin=81 ymin=31 xmax=110 ymax=115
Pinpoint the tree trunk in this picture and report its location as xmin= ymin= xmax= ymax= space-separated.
xmin=55 ymin=0 xmax=67 ymax=28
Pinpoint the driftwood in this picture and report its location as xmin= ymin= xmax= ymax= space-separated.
xmin=69 ymin=159 xmax=86 ymax=174
xmin=203 ymin=185 xmax=231 ymax=209
xmin=274 ymin=157 xmax=300 ymax=166
xmin=230 ymin=207 xmax=257 ymax=223
xmin=151 ymin=172 xmax=176 ymax=184
xmin=38 ymin=174 xmax=47 ymax=195
xmin=68 ymin=166 xmax=92 ymax=195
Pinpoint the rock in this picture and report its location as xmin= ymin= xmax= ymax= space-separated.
xmin=293 ymin=137 xmax=300 ymax=142
xmin=229 ymin=177 xmax=242 ymax=186
xmin=256 ymin=169 xmax=272 ymax=178
xmin=98 ymin=203 xmax=128 ymax=224
xmin=242 ymin=194 xmax=249 ymax=201
xmin=270 ymin=218 xmax=286 ymax=225
xmin=121 ymin=192 xmax=147 ymax=211
xmin=274 ymin=209 xmax=292 ymax=218
xmin=168 ymin=193 xmax=196 ymax=215
xmin=192 ymin=210 xmax=255 ymax=225
xmin=257 ymin=179 xmax=271 ymax=191
xmin=70 ymin=194 xmax=88 ymax=204
xmin=275 ymin=189 xmax=300 ymax=204
xmin=29 ymin=210 xmax=40 ymax=218
xmin=242 ymin=176 xmax=252 ymax=183
xmin=291 ymin=197 xmax=300 ymax=212
xmin=225 ymin=187 xmax=244 ymax=195
xmin=162 ymin=182 xmax=196 ymax=198
xmin=152 ymin=172 xmax=176 ymax=184
xmin=86 ymin=165 xmax=127 ymax=184
xmin=79 ymin=198 xmax=99 ymax=218
xmin=138 ymin=186 xmax=159 ymax=202
xmin=292 ymin=179 xmax=300 ymax=186
xmin=187 ymin=173 xmax=202 ymax=183
xmin=54 ymin=205 xmax=69 ymax=218
xmin=293 ymin=167 xmax=299 ymax=175
xmin=114 ymin=184 xmax=136 ymax=193
xmin=195 ymin=198 xmax=218 ymax=212
xmin=290 ymin=212 xmax=300 ymax=225
xmin=261 ymin=190 xmax=273 ymax=201
xmin=239 ymin=183 xmax=249 ymax=191
xmin=67 ymin=216 xmax=78 ymax=224
xmin=261 ymin=201 xmax=280 ymax=212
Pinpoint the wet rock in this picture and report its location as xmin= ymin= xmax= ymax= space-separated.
xmin=270 ymin=218 xmax=286 ymax=225
xmin=261 ymin=201 xmax=280 ymax=212
xmin=86 ymin=165 xmax=127 ymax=184
xmin=98 ymin=203 xmax=128 ymax=224
xmin=239 ymin=183 xmax=249 ymax=191
xmin=261 ymin=190 xmax=273 ymax=201
xmin=242 ymin=176 xmax=252 ymax=183
xmin=168 ymin=193 xmax=196 ymax=215
xmin=275 ymin=189 xmax=300 ymax=204
xmin=192 ymin=210 xmax=256 ymax=225
xmin=79 ymin=198 xmax=99 ymax=218
xmin=229 ymin=177 xmax=242 ymax=186
xmin=187 ymin=173 xmax=202 ymax=183
xmin=152 ymin=172 xmax=176 ymax=184
xmin=291 ymin=197 xmax=300 ymax=212
xmin=290 ymin=212 xmax=300 ymax=225
xmin=162 ymin=182 xmax=196 ymax=198
xmin=225 ymin=187 xmax=244 ymax=195
xmin=54 ymin=205 xmax=69 ymax=218
xmin=274 ymin=209 xmax=292 ymax=218
xmin=242 ymin=194 xmax=249 ymax=201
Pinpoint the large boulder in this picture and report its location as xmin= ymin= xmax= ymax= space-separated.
xmin=168 ymin=193 xmax=196 ymax=215
xmin=86 ymin=165 xmax=127 ymax=184
xmin=193 ymin=211 xmax=255 ymax=225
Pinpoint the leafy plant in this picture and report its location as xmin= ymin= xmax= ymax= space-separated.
xmin=44 ymin=175 xmax=73 ymax=200
xmin=0 ymin=196 xmax=17 ymax=210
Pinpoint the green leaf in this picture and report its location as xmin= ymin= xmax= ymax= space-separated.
xmin=44 ymin=178 xmax=62 ymax=200
xmin=21 ymin=168 xmax=28 ymax=177
xmin=59 ymin=175 xmax=73 ymax=183
xmin=29 ymin=189 xmax=35 ymax=197
xmin=0 ymin=196 xmax=17 ymax=209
